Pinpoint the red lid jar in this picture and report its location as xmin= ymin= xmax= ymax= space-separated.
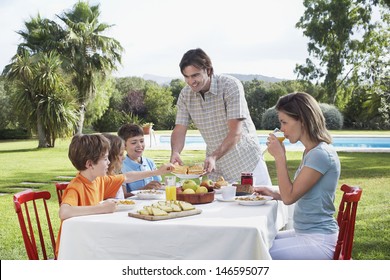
xmin=241 ymin=172 xmax=253 ymax=186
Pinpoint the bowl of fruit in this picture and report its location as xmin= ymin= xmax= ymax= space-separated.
xmin=176 ymin=179 xmax=215 ymax=204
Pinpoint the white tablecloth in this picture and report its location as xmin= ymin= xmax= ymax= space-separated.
xmin=58 ymin=194 xmax=289 ymax=260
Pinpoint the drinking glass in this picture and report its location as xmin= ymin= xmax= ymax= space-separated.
xmin=274 ymin=128 xmax=285 ymax=143
xmin=262 ymin=128 xmax=285 ymax=155
xmin=165 ymin=176 xmax=177 ymax=201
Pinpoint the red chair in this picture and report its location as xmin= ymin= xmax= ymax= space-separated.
xmin=13 ymin=189 xmax=56 ymax=260
xmin=55 ymin=182 xmax=68 ymax=206
xmin=333 ymin=184 xmax=363 ymax=260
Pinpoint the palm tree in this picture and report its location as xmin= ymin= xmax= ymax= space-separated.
xmin=34 ymin=52 xmax=78 ymax=147
xmin=57 ymin=1 xmax=123 ymax=133
xmin=4 ymin=50 xmax=77 ymax=147
xmin=3 ymin=14 xmax=77 ymax=147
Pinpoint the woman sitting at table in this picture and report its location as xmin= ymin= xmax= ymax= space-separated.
xmin=255 ymin=92 xmax=340 ymax=260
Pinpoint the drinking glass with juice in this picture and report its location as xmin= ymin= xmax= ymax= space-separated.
xmin=273 ymin=128 xmax=285 ymax=143
xmin=262 ymin=128 xmax=285 ymax=155
xmin=165 ymin=176 xmax=177 ymax=201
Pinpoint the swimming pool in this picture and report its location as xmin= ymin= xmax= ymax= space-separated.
xmin=158 ymin=135 xmax=390 ymax=150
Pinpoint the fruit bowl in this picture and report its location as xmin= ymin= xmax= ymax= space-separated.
xmin=176 ymin=188 xmax=215 ymax=204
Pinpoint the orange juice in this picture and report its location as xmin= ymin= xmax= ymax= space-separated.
xmin=273 ymin=129 xmax=285 ymax=143
xmin=276 ymin=136 xmax=285 ymax=143
xmin=165 ymin=186 xmax=177 ymax=201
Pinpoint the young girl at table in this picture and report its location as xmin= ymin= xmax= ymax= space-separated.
xmin=254 ymin=92 xmax=340 ymax=260
xmin=102 ymin=133 xmax=126 ymax=199
xmin=117 ymin=123 xmax=162 ymax=197
xmin=55 ymin=133 xmax=173 ymax=257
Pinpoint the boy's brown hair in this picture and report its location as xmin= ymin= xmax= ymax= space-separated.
xmin=68 ymin=134 xmax=110 ymax=171
xmin=117 ymin=124 xmax=144 ymax=142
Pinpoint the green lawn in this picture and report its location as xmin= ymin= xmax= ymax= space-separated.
xmin=0 ymin=131 xmax=389 ymax=260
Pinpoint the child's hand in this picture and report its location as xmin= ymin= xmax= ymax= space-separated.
xmin=100 ymin=199 xmax=117 ymax=213
xmin=157 ymin=163 xmax=174 ymax=174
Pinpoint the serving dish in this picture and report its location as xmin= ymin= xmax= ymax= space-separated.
xmin=235 ymin=195 xmax=273 ymax=206
xmin=176 ymin=188 xmax=215 ymax=204
xmin=171 ymin=173 xmax=205 ymax=179
xmin=99 ymin=199 xmax=136 ymax=211
xmin=132 ymin=190 xmax=165 ymax=200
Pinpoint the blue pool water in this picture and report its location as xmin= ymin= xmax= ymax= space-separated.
xmin=159 ymin=135 xmax=390 ymax=149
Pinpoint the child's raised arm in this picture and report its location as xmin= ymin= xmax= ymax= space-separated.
xmin=123 ymin=162 xmax=173 ymax=183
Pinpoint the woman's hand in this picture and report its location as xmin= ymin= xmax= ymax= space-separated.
xmin=254 ymin=186 xmax=281 ymax=200
xmin=267 ymin=134 xmax=286 ymax=160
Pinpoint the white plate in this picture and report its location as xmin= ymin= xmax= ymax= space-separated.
xmin=132 ymin=190 xmax=165 ymax=200
xmin=216 ymin=197 xmax=236 ymax=202
xmin=99 ymin=199 xmax=136 ymax=211
xmin=235 ymin=195 xmax=273 ymax=206
xmin=171 ymin=173 xmax=204 ymax=179
xmin=116 ymin=200 xmax=136 ymax=211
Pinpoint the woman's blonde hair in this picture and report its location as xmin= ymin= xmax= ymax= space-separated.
xmin=275 ymin=92 xmax=332 ymax=144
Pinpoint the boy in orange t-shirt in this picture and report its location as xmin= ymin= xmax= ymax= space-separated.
xmin=55 ymin=134 xmax=173 ymax=257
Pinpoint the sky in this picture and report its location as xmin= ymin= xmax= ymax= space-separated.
xmin=0 ymin=0 xmax=309 ymax=80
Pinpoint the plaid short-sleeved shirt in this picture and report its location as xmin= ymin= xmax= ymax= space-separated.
xmin=175 ymin=74 xmax=262 ymax=182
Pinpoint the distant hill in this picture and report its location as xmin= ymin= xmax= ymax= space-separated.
xmin=143 ymin=74 xmax=179 ymax=85
xmin=226 ymin=73 xmax=286 ymax=83
xmin=143 ymin=73 xmax=287 ymax=85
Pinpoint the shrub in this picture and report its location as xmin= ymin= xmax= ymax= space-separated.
xmin=93 ymin=110 xmax=143 ymax=132
xmin=261 ymin=103 xmax=344 ymax=130
xmin=319 ymin=103 xmax=343 ymax=130
xmin=261 ymin=107 xmax=280 ymax=130
xmin=0 ymin=128 xmax=30 ymax=139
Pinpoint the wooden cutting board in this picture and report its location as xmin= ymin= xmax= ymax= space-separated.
xmin=128 ymin=208 xmax=202 ymax=221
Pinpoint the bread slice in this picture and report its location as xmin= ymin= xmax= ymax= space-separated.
xmin=173 ymin=163 xmax=188 ymax=174
xmin=233 ymin=184 xmax=254 ymax=194
xmin=151 ymin=207 xmax=168 ymax=216
xmin=137 ymin=209 xmax=150 ymax=216
xmin=187 ymin=164 xmax=204 ymax=174
xmin=157 ymin=205 xmax=173 ymax=212
xmin=214 ymin=177 xmax=228 ymax=189
xmin=178 ymin=201 xmax=195 ymax=211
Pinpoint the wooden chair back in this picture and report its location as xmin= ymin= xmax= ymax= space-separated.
xmin=13 ymin=189 xmax=56 ymax=260
xmin=333 ymin=184 xmax=363 ymax=260
xmin=55 ymin=182 xmax=68 ymax=206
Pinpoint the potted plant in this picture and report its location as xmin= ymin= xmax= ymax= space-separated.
xmin=142 ymin=122 xmax=154 ymax=134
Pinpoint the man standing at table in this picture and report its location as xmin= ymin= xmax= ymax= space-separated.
xmin=170 ymin=48 xmax=272 ymax=185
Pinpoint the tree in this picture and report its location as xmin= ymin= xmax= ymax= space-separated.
xmin=3 ymin=13 xmax=79 ymax=147
xmin=169 ymin=78 xmax=186 ymax=104
xmin=58 ymin=1 xmax=123 ymax=133
xmin=143 ymin=85 xmax=175 ymax=129
xmin=295 ymin=0 xmax=389 ymax=104
xmin=4 ymin=50 xmax=77 ymax=147
xmin=244 ymin=80 xmax=286 ymax=129
xmin=0 ymin=77 xmax=14 ymax=129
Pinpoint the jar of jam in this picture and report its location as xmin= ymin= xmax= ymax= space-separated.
xmin=241 ymin=172 xmax=253 ymax=185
